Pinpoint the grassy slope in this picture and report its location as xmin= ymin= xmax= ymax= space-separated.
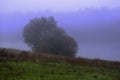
xmin=0 ymin=48 xmax=120 ymax=80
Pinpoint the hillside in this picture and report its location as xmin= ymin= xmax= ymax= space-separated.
xmin=0 ymin=48 xmax=120 ymax=80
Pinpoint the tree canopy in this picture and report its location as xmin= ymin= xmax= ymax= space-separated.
xmin=23 ymin=16 xmax=78 ymax=57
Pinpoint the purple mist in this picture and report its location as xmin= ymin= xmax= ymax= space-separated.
xmin=0 ymin=0 xmax=120 ymax=61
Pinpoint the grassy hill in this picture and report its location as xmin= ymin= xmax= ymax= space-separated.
xmin=0 ymin=48 xmax=120 ymax=80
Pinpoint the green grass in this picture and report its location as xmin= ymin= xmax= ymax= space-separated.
xmin=0 ymin=48 xmax=120 ymax=80
xmin=0 ymin=60 xmax=120 ymax=80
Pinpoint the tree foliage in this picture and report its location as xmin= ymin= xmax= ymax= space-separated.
xmin=23 ymin=16 xmax=78 ymax=57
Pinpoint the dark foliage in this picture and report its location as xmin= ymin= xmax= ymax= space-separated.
xmin=23 ymin=16 xmax=78 ymax=57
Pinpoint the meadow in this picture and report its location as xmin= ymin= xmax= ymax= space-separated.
xmin=0 ymin=48 xmax=120 ymax=80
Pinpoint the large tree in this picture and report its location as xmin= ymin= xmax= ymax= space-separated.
xmin=23 ymin=16 xmax=78 ymax=57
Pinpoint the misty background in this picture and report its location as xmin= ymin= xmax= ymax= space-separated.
xmin=0 ymin=0 xmax=120 ymax=61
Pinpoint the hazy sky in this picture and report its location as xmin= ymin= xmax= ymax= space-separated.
xmin=1 ymin=0 xmax=120 ymax=14
xmin=0 ymin=0 xmax=120 ymax=61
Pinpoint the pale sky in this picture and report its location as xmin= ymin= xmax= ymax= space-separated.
xmin=0 ymin=0 xmax=120 ymax=14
